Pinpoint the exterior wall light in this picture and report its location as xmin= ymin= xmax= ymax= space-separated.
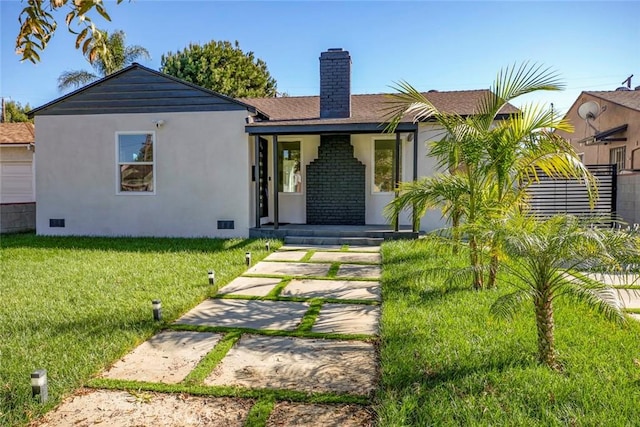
xmin=31 ymin=369 xmax=48 ymax=403
xmin=152 ymin=299 xmax=162 ymax=321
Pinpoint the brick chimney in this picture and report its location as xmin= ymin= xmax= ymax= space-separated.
xmin=319 ymin=48 xmax=351 ymax=118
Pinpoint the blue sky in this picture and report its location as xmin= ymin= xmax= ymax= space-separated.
xmin=1 ymin=1 xmax=638 ymax=114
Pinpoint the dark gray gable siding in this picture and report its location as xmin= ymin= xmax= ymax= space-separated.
xmin=33 ymin=67 xmax=249 ymax=116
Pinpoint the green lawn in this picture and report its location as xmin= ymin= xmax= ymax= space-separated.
xmin=0 ymin=234 xmax=274 ymax=426
xmin=3 ymin=234 xmax=640 ymax=426
xmin=377 ymin=238 xmax=640 ymax=426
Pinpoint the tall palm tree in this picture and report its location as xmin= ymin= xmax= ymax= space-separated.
xmin=384 ymin=63 xmax=596 ymax=289
xmin=57 ymin=30 xmax=150 ymax=92
xmin=490 ymin=214 xmax=638 ymax=370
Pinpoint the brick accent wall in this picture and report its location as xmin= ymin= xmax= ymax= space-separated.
xmin=319 ymin=49 xmax=351 ymax=119
xmin=306 ymin=135 xmax=365 ymax=225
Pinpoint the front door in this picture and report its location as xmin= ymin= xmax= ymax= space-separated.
xmin=258 ymin=137 xmax=269 ymax=218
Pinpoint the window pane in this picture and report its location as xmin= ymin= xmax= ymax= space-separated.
xmin=120 ymin=164 xmax=153 ymax=192
xmin=278 ymin=141 xmax=301 ymax=192
xmin=119 ymin=134 xmax=153 ymax=163
xmin=374 ymin=139 xmax=400 ymax=192
xmin=609 ymin=147 xmax=625 ymax=172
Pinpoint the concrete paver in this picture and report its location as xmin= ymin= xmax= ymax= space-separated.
xmin=310 ymin=251 xmax=381 ymax=264
xmin=264 ymin=250 xmax=309 ymax=261
xmin=630 ymin=313 xmax=640 ymax=321
xmin=102 ymin=330 xmax=222 ymax=384
xmin=311 ymin=304 xmax=380 ymax=335
xmin=246 ymin=261 xmax=332 ymax=277
xmin=175 ymin=299 xmax=308 ymax=331
xmin=337 ymin=264 xmax=382 ymax=279
xmin=266 ymin=402 xmax=373 ymax=427
xmin=616 ymin=288 xmax=640 ymax=309
xmin=205 ymin=335 xmax=377 ymax=395
xmin=280 ymin=244 xmax=343 ymax=251
xmin=217 ymin=277 xmax=282 ymax=297
xmin=36 ymin=390 xmax=253 ymax=427
xmin=282 ymin=279 xmax=380 ymax=301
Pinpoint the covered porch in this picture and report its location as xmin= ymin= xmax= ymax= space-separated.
xmin=247 ymin=121 xmax=421 ymax=234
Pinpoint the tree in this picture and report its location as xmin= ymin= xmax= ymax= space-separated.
xmin=490 ymin=214 xmax=638 ymax=370
xmin=16 ymin=0 xmax=126 ymax=64
xmin=2 ymin=100 xmax=33 ymax=123
xmin=384 ymin=63 xmax=595 ymax=289
xmin=57 ymin=29 xmax=150 ymax=91
xmin=160 ymin=40 xmax=277 ymax=98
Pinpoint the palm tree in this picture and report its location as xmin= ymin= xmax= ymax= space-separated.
xmin=57 ymin=30 xmax=150 ymax=92
xmin=384 ymin=63 xmax=596 ymax=289
xmin=490 ymin=214 xmax=638 ymax=370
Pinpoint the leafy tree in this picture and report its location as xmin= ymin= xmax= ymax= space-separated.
xmin=490 ymin=214 xmax=638 ymax=370
xmin=160 ymin=40 xmax=277 ymax=98
xmin=2 ymin=100 xmax=33 ymax=123
xmin=57 ymin=30 xmax=150 ymax=91
xmin=384 ymin=63 xmax=595 ymax=289
xmin=16 ymin=0 xmax=126 ymax=64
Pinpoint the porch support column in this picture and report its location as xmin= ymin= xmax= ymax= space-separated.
xmin=412 ymin=129 xmax=419 ymax=233
xmin=272 ymin=135 xmax=279 ymax=230
xmin=393 ymin=131 xmax=401 ymax=232
xmin=254 ymin=135 xmax=261 ymax=229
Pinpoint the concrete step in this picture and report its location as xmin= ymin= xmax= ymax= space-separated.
xmin=284 ymin=236 xmax=384 ymax=246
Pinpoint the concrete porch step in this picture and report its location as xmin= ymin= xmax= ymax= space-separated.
xmin=284 ymin=236 xmax=384 ymax=246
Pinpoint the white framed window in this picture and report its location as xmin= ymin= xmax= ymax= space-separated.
xmin=278 ymin=140 xmax=302 ymax=193
xmin=372 ymin=138 xmax=402 ymax=193
xmin=609 ymin=146 xmax=626 ymax=172
xmin=116 ymin=132 xmax=155 ymax=194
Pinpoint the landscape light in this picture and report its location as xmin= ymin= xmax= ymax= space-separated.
xmin=208 ymin=270 xmax=215 ymax=285
xmin=31 ymin=369 xmax=48 ymax=403
xmin=245 ymin=252 xmax=252 ymax=266
xmin=265 ymin=241 xmax=270 ymax=252
xmin=152 ymin=300 xmax=162 ymax=321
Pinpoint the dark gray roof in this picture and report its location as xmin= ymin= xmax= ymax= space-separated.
xmin=29 ymin=64 xmax=266 ymax=117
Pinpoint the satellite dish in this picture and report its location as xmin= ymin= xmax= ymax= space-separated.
xmin=577 ymin=101 xmax=601 ymax=120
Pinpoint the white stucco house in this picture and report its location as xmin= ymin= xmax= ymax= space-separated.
xmin=29 ymin=49 xmax=517 ymax=238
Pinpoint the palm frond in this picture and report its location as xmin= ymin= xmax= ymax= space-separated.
xmin=383 ymin=81 xmax=438 ymax=133
xmin=490 ymin=289 xmax=534 ymax=319
xmin=57 ymin=70 xmax=98 ymax=91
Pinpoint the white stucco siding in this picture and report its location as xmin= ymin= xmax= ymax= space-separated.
xmin=416 ymin=125 xmax=448 ymax=232
xmin=35 ymin=110 xmax=250 ymax=237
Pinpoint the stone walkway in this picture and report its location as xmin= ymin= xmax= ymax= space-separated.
xmin=37 ymin=245 xmax=380 ymax=426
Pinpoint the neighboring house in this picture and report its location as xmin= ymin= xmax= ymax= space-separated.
xmin=558 ymin=89 xmax=640 ymax=172
xmin=29 ymin=48 xmax=516 ymax=238
xmin=557 ymin=88 xmax=640 ymax=225
xmin=0 ymin=122 xmax=36 ymax=233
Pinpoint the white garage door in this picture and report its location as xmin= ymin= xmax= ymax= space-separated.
xmin=0 ymin=162 xmax=34 ymax=203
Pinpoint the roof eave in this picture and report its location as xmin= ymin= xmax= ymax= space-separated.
xmin=28 ymin=63 xmax=269 ymax=119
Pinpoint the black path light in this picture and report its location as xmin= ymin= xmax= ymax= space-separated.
xmin=245 ymin=252 xmax=252 ymax=266
xmin=31 ymin=369 xmax=48 ymax=403
xmin=152 ymin=300 xmax=162 ymax=321
xmin=265 ymin=241 xmax=270 ymax=252
xmin=208 ymin=270 xmax=215 ymax=285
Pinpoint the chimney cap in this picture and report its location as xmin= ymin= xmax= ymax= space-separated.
xmin=327 ymin=48 xmax=343 ymax=52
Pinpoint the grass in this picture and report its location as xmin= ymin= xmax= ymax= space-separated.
xmin=0 ymin=234 xmax=277 ymax=426
xmin=376 ymin=238 xmax=640 ymax=426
